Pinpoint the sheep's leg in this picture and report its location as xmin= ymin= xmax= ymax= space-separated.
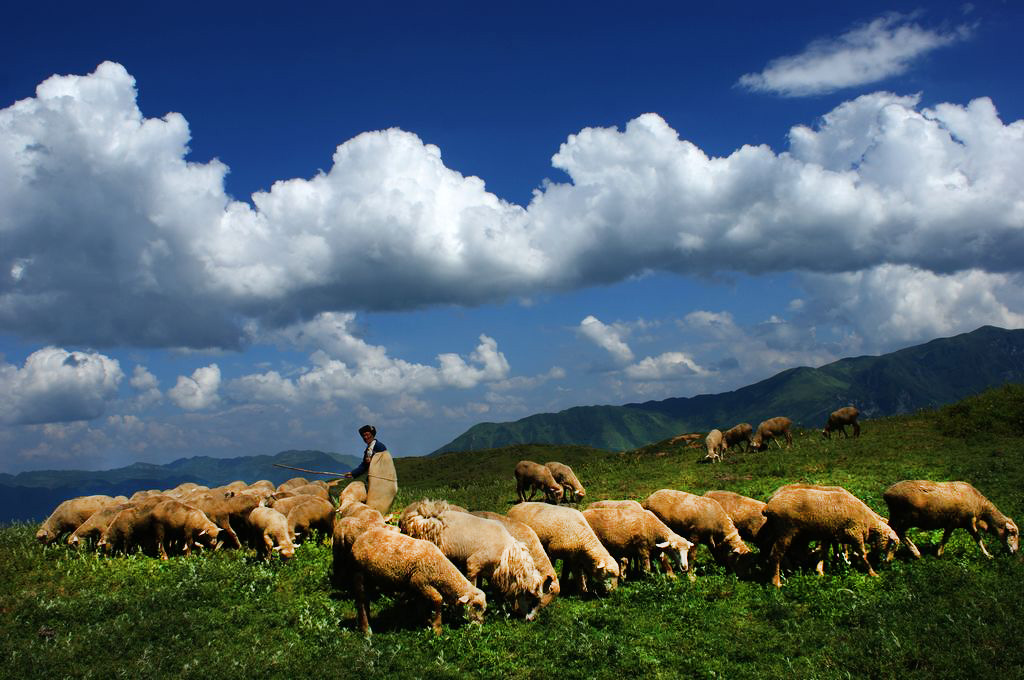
xmin=465 ymin=555 xmax=485 ymax=587
xmin=967 ymin=518 xmax=993 ymax=558
xmin=769 ymin=532 xmax=795 ymax=588
xmin=891 ymin=522 xmax=921 ymax=559
xmin=353 ymin=572 xmax=372 ymax=634
xmin=853 ymin=535 xmax=877 ymax=577
xmin=155 ymin=524 xmax=169 ymax=561
xmin=263 ymin=533 xmax=274 ymax=560
xmin=936 ymin=527 xmax=955 ymax=557
xmin=417 ymin=585 xmax=445 ymax=635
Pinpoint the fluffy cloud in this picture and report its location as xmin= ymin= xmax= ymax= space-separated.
xmin=738 ymin=14 xmax=970 ymax=96
xmin=0 ymin=347 xmax=123 ymax=425
xmin=168 ymin=364 xmax=221 ymax=410
xmin=624 ymin=352 xmax=706 ymax=381
xmin=229 ymin=313 xmax=510 ymax=404
xmin=2 ymin=63 xmax=1023 ymax=353
xmin=578 ymin=315 xmax=634 ymax=363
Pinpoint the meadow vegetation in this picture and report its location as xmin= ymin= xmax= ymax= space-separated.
xmin=3 ymin=387 xmax=1024 ymax=679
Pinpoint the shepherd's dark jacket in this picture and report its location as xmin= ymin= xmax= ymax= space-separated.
xmin=348 ymin=440 xmax=387 ymax=478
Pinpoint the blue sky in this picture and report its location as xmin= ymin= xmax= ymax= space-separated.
xmin=2 ymin=2 xmax=1023 ymax=473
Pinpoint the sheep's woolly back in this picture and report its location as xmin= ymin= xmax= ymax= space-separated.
xmin=491 ymin=539 xmax=543 ymax=596
xmin=399 ymin=499 xmax=450 ymax=547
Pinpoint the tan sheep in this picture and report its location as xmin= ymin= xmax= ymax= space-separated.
xmin=750 ymin=417 xmax=793 ymax=451
xmin=469 ymin=511 xmax=560 ymax=608
xmin=883 ymin=480 xmax=1019 ymax=559
xmin=98 ymin=498 xmax=220 ymax=559
xmin=338 ymin=481 xmax=368 ymax=505
xmin=544 ymin=462 xmax=586 ymax=502
xmin=67 ymin=502 xmax=135 ymax=548
xmin=247 ymin=506 xmax=296 ymax=559
xmin=507 ymin=501 xmax=619 ymax=596
xmin=286 ymin=497 xmax=335 ymax=544
xmin=585 ymin=499 xmax=645 ymax=511
xmin=702 ymin=490 xmax=767 ymax=542
xmin=36 ymin=495 xmax=124 ymax=545
xmin=822 ymin=406 xmax=860 ymax=439
xmin=722 ymin=423 xmax=753 ymax=453
xmin=281 ymin=483 xmax=330 ymax=500
xmin=642 ymin=489 xmax=751 ymax=574
xmin=514 ymin=460 xmax=564 ymax=504
xmin=582 ymin=505 xmax=692 ymax=580
xmin=276 ymin=477 xmax=311 ymax=492
xmin=350 ymin=525 xmax=487 ymax=635
xmin=182 ymin=489 xmax=260 ymax=549
xmin=704 ymin=429 xmax=725 ymax=463
xmin=401 ymin=499 xmax=548 ymax=620
xmin=761 ymin=485 xmax=899 ymax=587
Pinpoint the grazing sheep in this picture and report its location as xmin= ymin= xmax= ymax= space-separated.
xmin=67 ymin=502 xmax=135 ymax=548
xmin=722 ymin=423 xmax=754 ymax=453
xmin=822 ymin=406 xmax=860 ymax=439
xmin=544 ymin=462 xmax=586 ymax=503
xmin=286 ymin=497 xmax=335 ymax=543
xmin=470 ymin=511 xmax=561 ymax=608
xmin=514 ymin=461 xmax=564 ymax=504
xmin=761 ymin=485 xmax=899 ymax=587
xmin=750 ymin=417 xmax=793 ymax=451
xmin=704 ymin=429 xmax=725 ymax=463
xmin=338 ymin=481 xmax=368 ymax=505
xmin=702 ymin=490 xmax=767 ymax=542
xmin=281 ymin=483 xmax=330 ymax=501
xmin=164 ymin=482 xmax=208 ymax=497
xmin=36 ymin=495 xmax=123 ymax=545
xmin=331 ymin=508 xmax=394 ymax=591
xmin=99 ymin=499 xmax=220 ymax=559
xmin=266 ymin=494 xmax=321 ymax=515
xmin=247 ymin=506 xmax=296 ymax=559
xmin=401 ymin=499 xmax=547 ymax=620
xmin=582 ymin=505 xmax=692 ymax=580
xmin=183 ymin=490 xmax=260 ymax=549
xmin=585 ymin=499 xmax=645 ymax=511
xmin=883 ymin=480 xmax=1019 ymax=559
xmin=277 ymin=477 xmax=311 ymax=492
xmin=350 ymin=525 xmax=487 ymax=635
xmin=507 ymin=502 xmax=619 ymax=596
xmin=642 ymin=490 xmax=751 ymax=574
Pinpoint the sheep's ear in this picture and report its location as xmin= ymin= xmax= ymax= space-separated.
xmin=542 ymin=575 xmax=555 ymax=594
xmin=656 ymin=541 xmax=670 ymax=548
xmin=457 ymin=594 xmax=470 ymax=604
xmin=199 ymin=530 xmax=208 ymax=537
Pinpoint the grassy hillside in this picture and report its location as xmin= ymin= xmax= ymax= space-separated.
xmin=434 ymin=325 xmax=1024 ymax=454
xmin=3 ymin=388 xmax=1024 ymax=678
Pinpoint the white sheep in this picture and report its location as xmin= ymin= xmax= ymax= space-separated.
xmin=704 ymin=429 xmax=725 ymax=463
xmin=507 ymin=501 xmax=619 ymax=596
xmin=400 ymin=499 xmax=548 ymax=620
xmin=582 ymin=505 xmax=692 ymax=580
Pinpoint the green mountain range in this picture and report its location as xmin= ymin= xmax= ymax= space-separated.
xmin=1 ymin=449 xmax=359 ymax=523
xmin=432 ymin=325 xmax=1024 ymax=455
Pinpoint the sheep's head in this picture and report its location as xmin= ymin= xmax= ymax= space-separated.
xmin=35 ymin=527 xmax=53 ymax=544
xmin=458 ymin=588 xmax=487 ymax=625
xmin=821 ymin=428 xmax=832 ymax=439
xmin=547 ymin=483 xmax=564 ymax=504
xmin=870 ymin=523 xmax=900 ymax=562
xmin=1000 ymin=519 xmax=1019 ymax=554
xmin=590 ymin=559 xmax=620 ymax=595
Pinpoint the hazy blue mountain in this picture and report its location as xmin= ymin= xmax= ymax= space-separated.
xmin=2 ymin=449 xmax=359 ymax=524
xmin=432 ymin=325 xmax=1024 ymax=455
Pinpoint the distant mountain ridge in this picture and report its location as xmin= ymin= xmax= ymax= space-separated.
xmin=432 ymin=325 xmax=1024 ymax=455
xmin=1 ymin=449 xmax=359 ymax=524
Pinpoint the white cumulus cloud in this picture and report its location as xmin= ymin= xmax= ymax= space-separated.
xmin=168 ymin=364 xmax=221 ymax=410
xmin=0 ymin=347 xmax=123 ymax=425
xmin=624 ymin=352 xmax=707 ymax=381
xmin=578 ymin=315 xmax=634 ymax=363
xmin=738 ymin=14 xmax=971 ymax=96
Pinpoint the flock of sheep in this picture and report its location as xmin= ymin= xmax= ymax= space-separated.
xmin=32 ymin=405 xmax=1020 ymax=635
xmin=702 ymin=406 xmax=861 ymax=463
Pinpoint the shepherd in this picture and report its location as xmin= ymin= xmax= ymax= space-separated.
xmin=344 ymin=424 xmax=398 ymax=515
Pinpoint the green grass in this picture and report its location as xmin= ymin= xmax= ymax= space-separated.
xmin=4 ymin=393 xmax=1024 ymax=679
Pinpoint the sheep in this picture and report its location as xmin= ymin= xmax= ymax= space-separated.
xmin=67 ymin=502 xmax=135 ymax=548
xmin=330 ymin=506 xmax=396 ymax=592
xmin=349 ymin=525 xmax=487 ymax=635
xmin=36 ymin=495 xmax=124 ymax=545
xmin=702 ymin=490 xmax=767 ymax=542
xmin=400 ymin=499 xmax=547 ymax=620
xmin=246 ymin=506 xmax=295 ymax=559
xmin=182 ymin=490 xmax=260 ymax=549
xmin=585 ymin=499 xmax=645 ymax=511
xmin=642 ymin=489 xmax=751 ymax=574
xmin=760 ymin=485 xmax=899 ymax=587
xmin=722 ymin=423 xmax=753 ymax=453
xmin=507 ymin=501 xmax=619 ymax=596
xmin=544 ymin=462 xmax=586 ymax=503
xmin=750 ymin=417 xmax=793 ymax=451
xmin=338 ymin=481 xmax=368 ymax=505
xmin=704 ymin=429 xmax=725 ymax=463
xmin=469 ymin=510 xmax=561 ymax=609
xmin=822 ymin=406 xmax=860 ymax=439
xmin=276 ymin=477 xmax=310 ymax=492
xmin=265 ymin=494 xmax=322 ymax=515
xmin=582 ymin=505 xmax=692 ymax=580
xmin=286 ymin=497 xmax=335 ymax=544
xmin=883 ymin=480 xmax=1019 ymax=559
xmin=99 ymin=499 xmax=220 ymax=559
xmin=164 ymin=482 xmax=208 ymax=497
xmin=281 ymin=483 xmax=330 ymax=501
xmin=514 ymin=460 xmax=564 ymax=504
